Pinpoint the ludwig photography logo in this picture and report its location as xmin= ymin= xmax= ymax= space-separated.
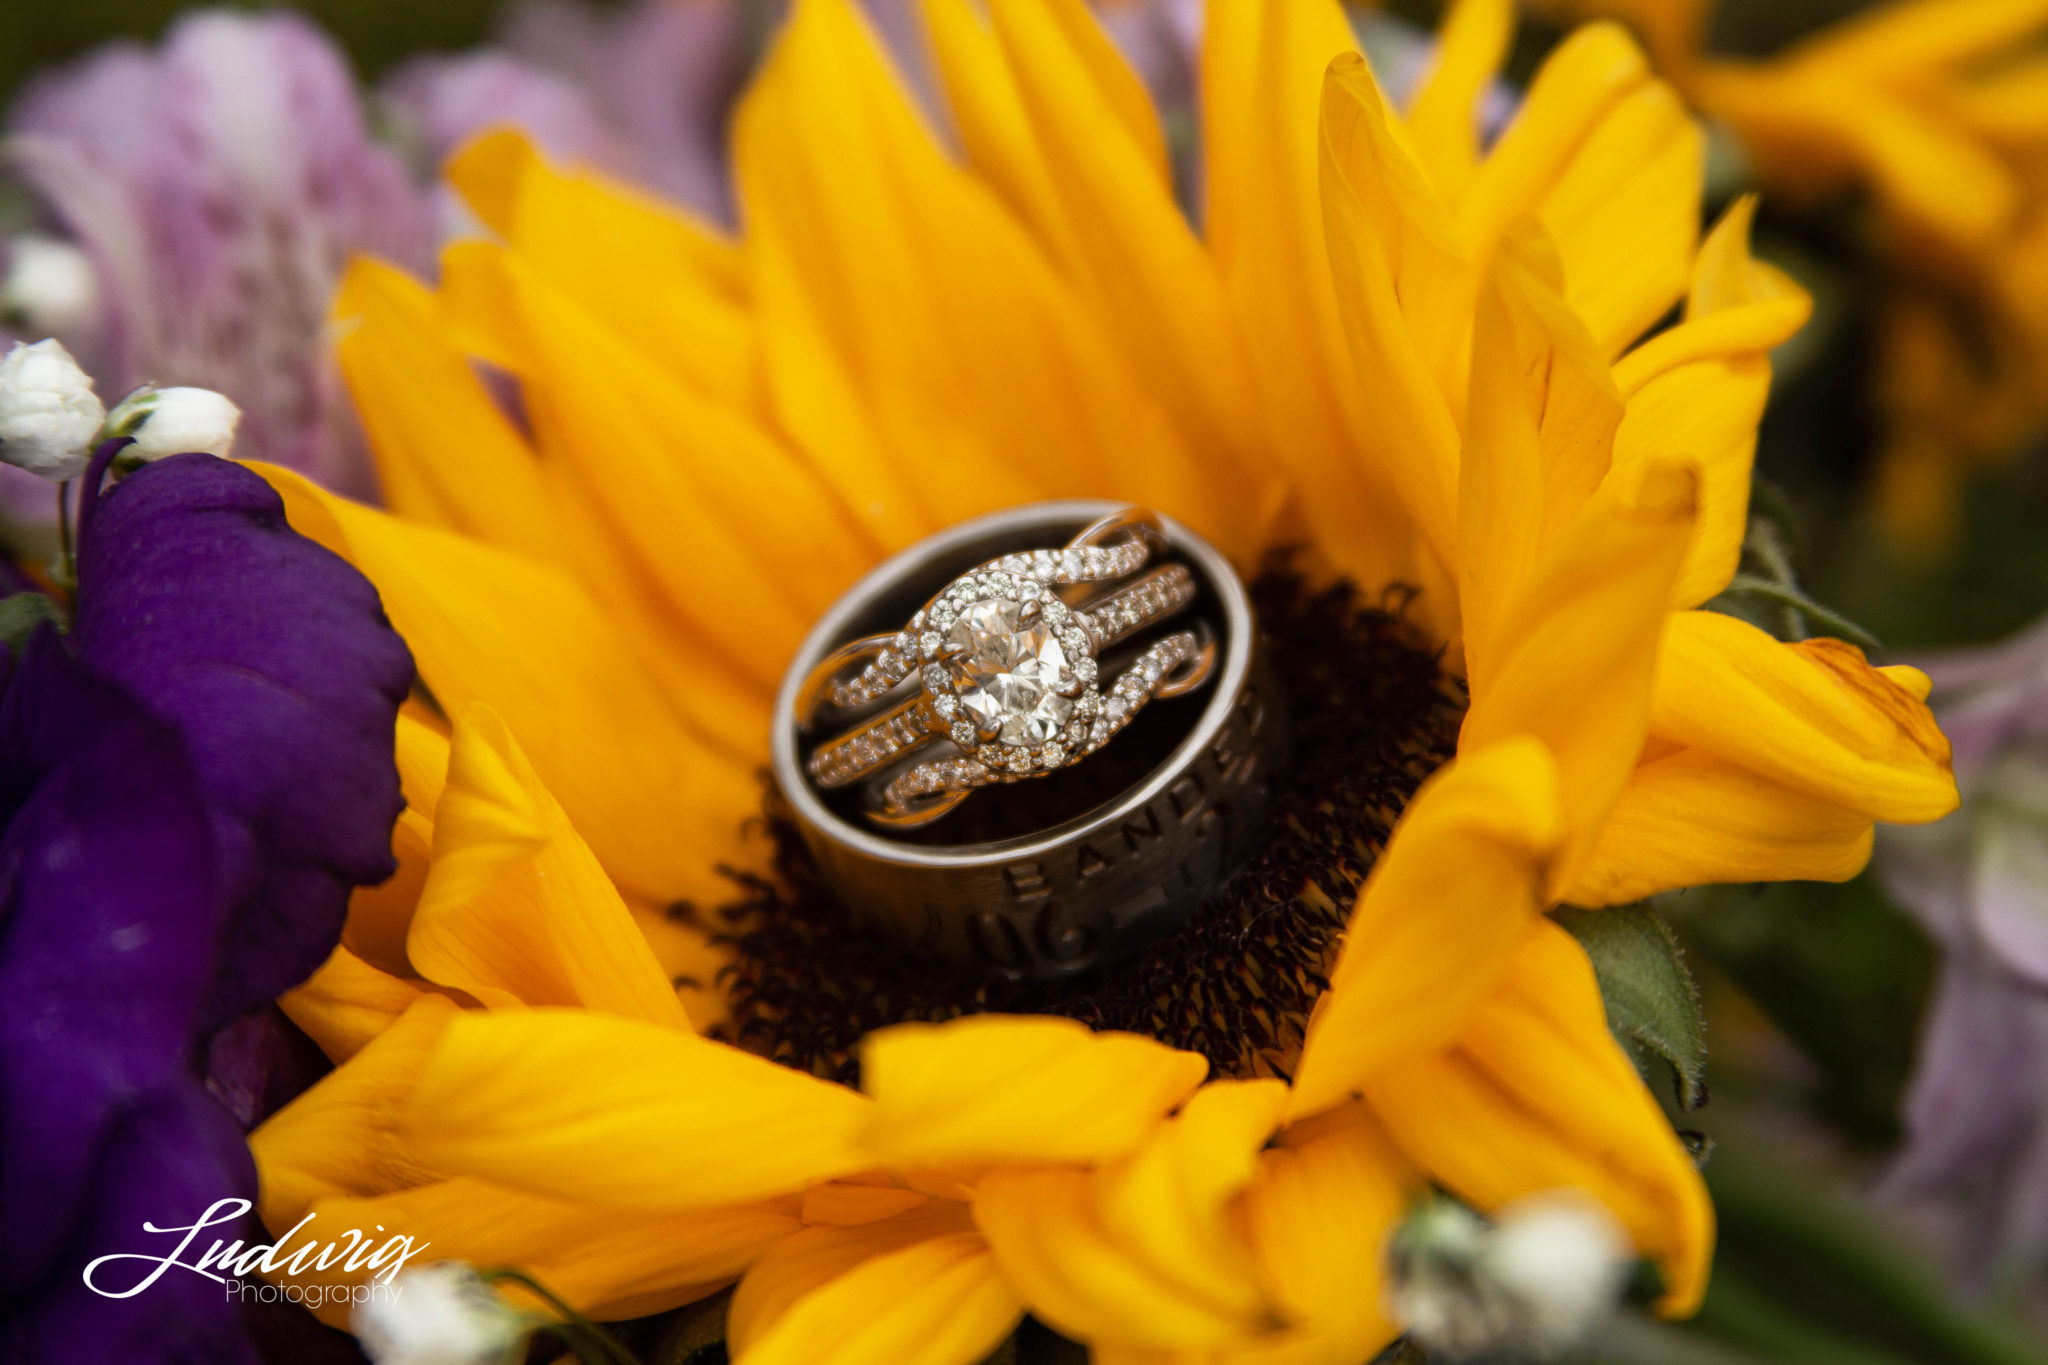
xmin=82 ymin=1196 xmax=431 ymax=1311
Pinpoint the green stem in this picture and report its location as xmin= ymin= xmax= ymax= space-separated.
xmin=1721 ymin=574 xmax=1882 ymax=651
xmin=54 ymin=479 xmax=74 ymax=594
xmin=1693 ymin=1267 xmax=1927 ymax=1365
xmin=479 ymin=1268 xmax=644 ymax=1365
xmin=1740 ymin=518 xmax=1804 ymax=640
xmin=1703 ymin=1148 xmax=2046 ymax=1365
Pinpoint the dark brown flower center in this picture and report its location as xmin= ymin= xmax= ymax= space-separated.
xmin=696 ymin=567 xmax=1463 ymax=1086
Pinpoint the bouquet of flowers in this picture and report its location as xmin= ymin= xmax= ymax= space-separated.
xmin=1 ymin=3 xmax=2042 ymax=1363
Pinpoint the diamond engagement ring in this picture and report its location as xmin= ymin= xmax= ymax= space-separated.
xmin=773 ymin=501 xmax=1284 ymax=978
xmin=796 ymin=508 xmax=1217 ymax=826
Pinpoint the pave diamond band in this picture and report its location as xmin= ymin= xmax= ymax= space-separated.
xmin=797 ymin=508 xmax=1214 ymax=826
xmin=771 ymin=501 xmax=1285 ymax=979
xmin=879 ymin=628 xmax=1209 ymax=819
xmin=813 ymin=512 xmax=1165 ymax=715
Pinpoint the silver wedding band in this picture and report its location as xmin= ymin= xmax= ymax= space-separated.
xmin=772 ymin=502 xmax=1284 ymax=979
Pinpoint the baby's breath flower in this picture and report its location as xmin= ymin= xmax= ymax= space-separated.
xmin=352 ymin=1263 xmax=527 ymax=1365
xmin=0 ymin=234 xmax=100 ymax=340
xmin=106 ymin=385 xmax=243 ymax=461
xmin=0 ymin=339 xmax=104 ymax=482
xmin=1389 ymin=1191 xmax=1633 ymax=1360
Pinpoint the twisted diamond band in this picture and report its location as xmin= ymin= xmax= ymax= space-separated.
xmin=878 ymin=627 xmax=1212 ymax=823
xmin=796 ymin=508 xmax=1215 ymax=826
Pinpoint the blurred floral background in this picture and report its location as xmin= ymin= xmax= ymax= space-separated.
xmin=2 ymin=0 xmax=2046 ymax=1362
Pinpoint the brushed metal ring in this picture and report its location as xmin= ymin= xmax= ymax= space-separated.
xmin=771 ymin=501 xmax=1285 ymax=980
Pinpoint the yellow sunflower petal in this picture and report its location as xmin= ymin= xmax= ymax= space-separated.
xmin=972 ymin=1082 xmax=1289 ymax=1351
xmin=437 ymin=240 xmax=872 ymax=684
xmin=1647 ymin=611 xmax=1957 ymax=822
xmin=1316 ymin=51 xmax=1466 ymax=571
xmin=280 ymin=1181 xmax=800 ymax=1329
xmin=920 ymin=0 xmax=1079 ymax=267
xmin=1406 ymin=0 xmax=1514 ymax=202
xmin=1696 ymin=64 xmax=2017 ymax=253
xmin=1068 ymin=1114 xmax=1413 ymax=1365
xmin=341 ymin=709 xmax=447 ymax=978
xmin=1091 ymin=1080 xmax=1290 ymax=1332
xmin=733 ymin=1227 xmax=1022 ymax=1365
xmin=1537 ymin=81 xmax=1702 ymax=357
xmin=1951 ymin=54 xmax=2048 ymax=142
xmin=858 ymin=1014 xmax=1208 ymax=1169
xmin=448 ymin=127 xmax=745 ymax=299
xmin=1233 ymin=1103 xmax=1414 ymax=1365
xmin=251 ymin=466 xmax=759 ymax=908
xmin=800 ymin=1183 xmax=931 ymax=1228
xmin=332 ymin=258 xmax=558 ymax=561
xmin=1365 ymin=919 xmax=1714 ymax=1316
xmin=403 ymin=1008 xmax=875 ymax=1210
xmin=1612 ymin=302 xmax=1809 ymax=398
xmin=1566 ymin=747 xmax=1877 ymax=905
xmin=1457 ymin=218 xmax=1624 ymax=687
xmin=344 ymin=812 xmax=430 ymax=980
xmin=730 ymin=33 xmax=928 ymax=552
xmin=730 ymin=1202 xmax=973 ymax=1347
xmin=1459 ymin=458 xmax=1699 ymax=892
xmin=626 ymin=894 xmax=734 ymax=1035
xmin=1289 ymin=737 xmax=1564 ymax=1121
xmin=1606 ymin=197 xmax=1810 ymax=606
xmin=1190 ymin=1 xmax=1421 ymax=594
xmin=739 ymin=0 xmax=1225 ymax=543
xmin=1460 ymin=23 xmax=1650 ymax=263
xmin=1606 ymin=359 xmax=1767 ymax=610
xmin=447 ymin=131 xmax=759 ymax=411
xmin=1032 ymin=0 xmax=1171 ymax=184
xmin=251 ymin=996 xmax=461 ymax=1229
xmin=1793 ymin=0 xmax=2048 ymax=77
xmin=1684 ymin=195 xmax=1808 ymax=321
xmin=404 ymin=704 xmax=691 ymax=1027
xmin=989 ymin=0 xmax=1267 ymax=552
xmin=278 ymin=944 xmax=436 ymax=1065
xmin=728 ymin=1202 xmax=1019 ymax=1365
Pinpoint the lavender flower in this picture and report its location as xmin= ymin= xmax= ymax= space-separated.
xmin=380 ymin=0 xmax=939 ymax=230
xmin=0 ymin=451 xmax=412 ymax=1357
xmin=396 ymin=0 xmax=754 ymax=225
xmin=1877 ymin=616 xmax=2048 ymax=1283
xmin=0 ymin=9 xmax=435 ymax=542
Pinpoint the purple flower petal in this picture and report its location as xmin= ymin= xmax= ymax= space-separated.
xmin=1966 ymin=756 xmax=2048 ymax=988
xmin=0 ymin=629 xmax=216 ymax=1295
xmin=495 ymin=0 xmax=751 ymax=222
xmin=203 ymin=1006 xmax=333 ymax=1132
xmin=1 ymin=1082 xmax=259 ymax=1365
xmin=381 ymin=49 xmax=629 ymax=182
xmin=7 ymin=10 xmax=435 ymax=496
xmin=72 ymin=453 xmax=413 ymax=1030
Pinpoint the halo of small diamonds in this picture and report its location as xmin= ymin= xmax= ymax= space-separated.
xmin=917 ymin=567 xmax=1098 ymax=770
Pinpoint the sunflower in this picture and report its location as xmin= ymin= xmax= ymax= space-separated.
xmin=248 ymin=0 xmax=1956 ymax=1359
xmin=1533 ymin=0 xmax=2048 ymax=553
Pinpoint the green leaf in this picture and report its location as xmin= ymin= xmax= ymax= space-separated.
xmin=1556 ymin=904 xmax=1708 ymax=1112
xmin=0 ymin=591 xmax=64 ymax=652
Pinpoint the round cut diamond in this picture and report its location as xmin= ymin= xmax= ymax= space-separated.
xmin=946 ymin=597 xmax=1075 ymax=745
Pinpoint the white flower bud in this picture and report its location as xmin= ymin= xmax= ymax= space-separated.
xmin=0 ymin=339 xmax=105 ymax=482
xmin=108 ymin=385 xmax=242 ymax=461
xmin=351 ymin=1263 xmax=526 ymax=1365
xmin=1388 ymin=1191 xmax=1631 ymax=1360
xmin=0 ymin=234 xmax=101 ymax=341
xmin=1481 ymin=1192 xmax=1633 ymax=1353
